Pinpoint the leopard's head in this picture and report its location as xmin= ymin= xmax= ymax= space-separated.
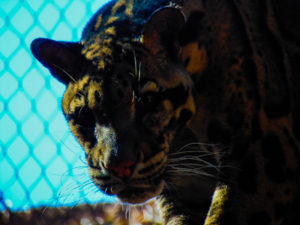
xmin=31 ymin=7 xmax=196 ymax=204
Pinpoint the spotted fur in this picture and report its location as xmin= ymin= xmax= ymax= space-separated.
xmin=31 ymin=0 xmax=300 ymax=224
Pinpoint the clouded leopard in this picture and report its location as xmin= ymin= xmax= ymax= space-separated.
xmin=31 ymin=0 xmax=300 ymax=224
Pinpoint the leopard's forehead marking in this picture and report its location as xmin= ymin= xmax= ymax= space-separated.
xmin=94 ymin=15 xmax=102 ymax=30
xmin=62 ymin=75 xmax=104 ymax=115
xmin=81 ymin=0 xmax=135 ymax=70
xmin=111 ymin=0 xmax=134 ymax=17
xmin=62 ymin=76 xmax=90 ymax=114
xmin=81 ymin=0 xmax=171 ymax=70
xmin=82 ymin=26 xmax=116 ymax=70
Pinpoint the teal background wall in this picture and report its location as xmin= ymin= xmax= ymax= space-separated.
xmin=0 ymin=0 xmax=115 ymax=211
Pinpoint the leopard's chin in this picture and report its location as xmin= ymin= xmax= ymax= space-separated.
xmin=117 ymin=181 xmax=165 ymax=204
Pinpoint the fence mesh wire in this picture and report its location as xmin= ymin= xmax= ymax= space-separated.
xmin=0 ymin=0 xmax=117 ymax=212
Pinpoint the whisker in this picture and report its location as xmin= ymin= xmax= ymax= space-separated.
xmin=52 ymin=64 xmax=78 ymax=83
xmin=132 ymin=90 xmax=136 ymax=103
xmin=165 ymin=141 xmax=225 ymax=180
xmin=168 ymin=157 xmax=217 ymax=168
xmin=176 ymin=142 xmax=219 ymax=152
xmin=125 ymin=205 xmax=131 ymax=221
xmin=167 ymin=163 xmax=218 ymax=171
xmin=167 ymin=169 xmax=216 ymax=178
xmin=169 ymin=150 xmax=217 ymax=157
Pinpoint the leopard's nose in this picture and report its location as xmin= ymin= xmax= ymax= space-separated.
xmin=104 ymin=145 xmax=138 ymax=179
xmin=106 ymin=160 xmax=135 ymax=178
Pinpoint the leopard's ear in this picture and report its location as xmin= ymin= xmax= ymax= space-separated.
xmin=142 ymin=7 xmax=185 ymax=60
xmin=31 ymin=38 xmax=87 ymax=85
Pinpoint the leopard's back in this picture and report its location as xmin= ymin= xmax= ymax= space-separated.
xmin=179 ymin=1 xmax=300 ymax=224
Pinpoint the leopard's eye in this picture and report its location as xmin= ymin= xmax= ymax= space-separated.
xmin=74 ymin=106 xmax=95 ymax=127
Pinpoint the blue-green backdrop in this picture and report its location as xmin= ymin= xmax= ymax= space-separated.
xmin=0 ymin=0 xmax=116 ymax=211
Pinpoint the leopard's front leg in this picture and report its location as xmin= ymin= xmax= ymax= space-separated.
xmin=204 ymin=140 xmax=298 ymax=225
xmin=204 ymin=184 xmax=231 ymax=225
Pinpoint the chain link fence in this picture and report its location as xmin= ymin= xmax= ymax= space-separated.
xmin=0 ymin=0 xmax=117 ymax=212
